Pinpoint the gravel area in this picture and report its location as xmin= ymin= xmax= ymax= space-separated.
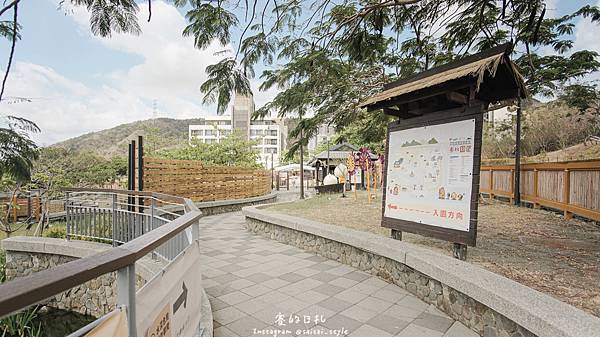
xmin=266 ymin=190 xmax=600 ymax=317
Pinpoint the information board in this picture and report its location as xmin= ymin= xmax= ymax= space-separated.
xmin=382 ymin=117 xmax=479 ymax=244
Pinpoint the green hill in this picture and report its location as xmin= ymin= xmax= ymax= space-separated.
xmin=52 ymin=118 xmax=203 ymax=157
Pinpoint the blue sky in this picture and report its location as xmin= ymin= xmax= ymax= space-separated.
xmin=0 ymin=0 xmax=598 ymax=145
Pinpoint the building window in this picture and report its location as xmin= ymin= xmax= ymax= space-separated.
xmin=205 ymin=130 xmax=216 ymax=136
xmin=265 ymin=148 xmax=278 ymax=154
xmin=269 ymin=130 xmax=278 ymax=136
xmin=265 ymin=139 xmax=277 ymax=145
xmin=220 ymin=130 xmax=231 ymax=137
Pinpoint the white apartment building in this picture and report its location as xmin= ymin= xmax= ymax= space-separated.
xmin=188 ymin=93 xmax=286 ymax=167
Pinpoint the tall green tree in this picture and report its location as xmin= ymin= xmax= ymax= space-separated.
xmin=1 ymin=1 xmax=599 ymax=155
xmin=157 ymin=130 xmax=260 ymax=167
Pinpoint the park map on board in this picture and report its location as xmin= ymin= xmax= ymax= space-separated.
xmin=385 ymin=119 xmax=475 ymax=232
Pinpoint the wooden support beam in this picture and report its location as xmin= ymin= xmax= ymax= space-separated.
xmin=446 ymin=91 xmax=468 ymax=105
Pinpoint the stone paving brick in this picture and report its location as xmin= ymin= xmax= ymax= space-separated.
xmin=371 ymin=288 xmax=407 ymax=304
xmin=294 ymin=268 xmax=321 ymax=277
xmin=321 ymin=314 xmax=363 ymax=332
xmin=443 ymin=321 xmax=479 ymax=337
xmin=329 ymin=277 xmax=359 ymax=288
xmin=279 ymin=272 xmax=306 ymax=283
xmin=296 ymin=290 xmax=329 ymax=305
xmin=213 ymin=326 xmax=240 ymax=337
xmin=413 ymin=312 xmax=454 ymax=332
xmin=343 ymin=271 xmax=371 ymax=282
xmin=244 ymin=273 xmax=272 ymax=283
xmin=340 ymin=304 xmax=379 ymax=323
xmin=199 ymin=212 xmax=457 ymax=337
xmin=355 ymin=296 xmax=394 ymax=313
xmin=317 ymin=297 xmax=354 ymax=313
xmin=206 ymin=285 xmax=237 ymax=298
xmin=312 ymin=283 xmax=346 ymax=297
xmin=395 ymin=323 xmax=444 ymax=337
xmin=214 ymin=306 xmax=247 ymax=325
xmin=212 ymin=273 xmax=240 ymax=284
xmin=241 ymin=284 xmax=272 ymax=297
xmin=311 ymin=272 xmax=340 ymax=283
xmin=219 ymin=291 xmax=253 ymax=306
xmin=383 ymin=304 xmax=427 ymax=321
xmin=226 ymin=315 xmax=267 ymax=337
xmin=209 ymin=296 xmax=230 ymax=311
xmin=236 ymin=298 xmax=270 ymax=315
xmin=366 ymin=314 xmax=410 ymax=335
xmin=396 ymin=294 xmax=430 ymax=312
xmin=348 ymin=324 xmax=393 ymax=337
xmin=261 ymin=278 xmax=290 ymax=289
xmin=228 ymin=279 xmax=256 ymax=290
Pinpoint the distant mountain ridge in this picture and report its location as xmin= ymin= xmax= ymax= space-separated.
xmin=52 ymin=118 xmax=203 ymax=157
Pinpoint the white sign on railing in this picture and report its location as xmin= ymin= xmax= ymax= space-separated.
xmin=136 ymin=242 xmax=203 ymax=337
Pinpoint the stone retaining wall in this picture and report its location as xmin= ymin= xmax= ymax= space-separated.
xmin=243 ymin=206 xmax=600 ymax=337
xmin=1 ymin=237 xmax=154 ymax=318
xmin=5 ymin=251 xmax=117 ymax=317
xmin=196 ymin=193 xmax=277 ymax=216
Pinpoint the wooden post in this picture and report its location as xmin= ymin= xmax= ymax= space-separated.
xmin=391 ymin=229 xmax=402 ymax=241
xmin=300 ymin=128 xmax=305 ymax=199
xmin=533 ymin=169 xmax=540 ymax=208
xmin=563 ymin=169 xmax=572 ymax=219
xmin=11 ymin=195 xmax=17 ymax=223
xmin=366 ymin=160 xmax=370 ymax=203
xmin=138 ymin=136 xmax=144 ymax=214
xmin=276 ymin=173 xmax=280 ymax=191
xmin=489 ymin=169 xmax=494 ymax=199
xmin=509 ymin=169 xmax=514 ymax=204
xmin=373 ymin=162 xmax=377 ymax=198
xmin=286 ymin=172 xmax=289 ymax=191
xmin=453 ymin=243 xmax=467 ymax=260
xmin=514 ymin=97 xmax=522 ymax=206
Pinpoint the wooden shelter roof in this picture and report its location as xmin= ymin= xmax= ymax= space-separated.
xmin=359 ymin=44 xmax=527 ymax=118
xmin=307 ymin=143 xmax=378 ymax=166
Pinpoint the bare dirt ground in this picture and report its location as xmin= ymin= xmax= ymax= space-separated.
xmin=265 ymin=190 xmax=600 ymax=317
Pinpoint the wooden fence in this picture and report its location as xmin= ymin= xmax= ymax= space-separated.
xmin=480 ymin=160 xmax=600 ymax=221
xmin=143 ymin=158 xmax=272 ymax=202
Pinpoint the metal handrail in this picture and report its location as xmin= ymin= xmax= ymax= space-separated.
xmin=0 ymin=188 xmax=202 ymax=337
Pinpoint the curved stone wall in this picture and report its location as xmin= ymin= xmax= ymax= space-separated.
xmin=1 ymin=237 xmax=161 ymax=318
xmin=242 ymin=205 xmax=600 ymax=337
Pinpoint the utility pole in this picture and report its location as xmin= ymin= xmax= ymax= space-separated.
xmin=514 ymin=96 xmax=522 ymax=206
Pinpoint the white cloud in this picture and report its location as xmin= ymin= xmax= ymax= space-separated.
xmin=574 ymin=2 xmax=600 ymax=55
xmin=1 ymin=1 xmax=279 ymax=145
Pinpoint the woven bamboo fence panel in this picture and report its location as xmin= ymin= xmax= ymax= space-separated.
xmin=492 ymin=171 xmax=512 ymax=193
xmin=520 ymin=171 xmax=535 ymax=196
xmin=479 ymin=160 xmax=600 ymax=221
xmin=143 ymin=158 xmax=271 ymax=202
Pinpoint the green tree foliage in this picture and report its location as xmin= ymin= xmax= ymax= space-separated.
xmin=28 ymin=148 xmax=127 ymax=191
xmin=156 ymin=130 xmax=260 ymax=167
xmin=482 ymin=101 xmax=600 ymax=159
xmin=0 ymin=116 xmax=39 ymax=183
xmin=1 ymin=0 xmax=599 ymax=158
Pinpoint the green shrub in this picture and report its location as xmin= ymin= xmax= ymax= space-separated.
xmin=44 ymin=227 xmax=66 ymax=239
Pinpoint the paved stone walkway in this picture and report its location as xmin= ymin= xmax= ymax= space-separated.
xmin=199 ymin=212 xmax=477 ymax=337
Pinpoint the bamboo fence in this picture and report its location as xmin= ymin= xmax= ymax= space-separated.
xmin=480 ymin=160 xmax=600 ymax=221
xmin=143 ymin=158 xmax=271 ymax=202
